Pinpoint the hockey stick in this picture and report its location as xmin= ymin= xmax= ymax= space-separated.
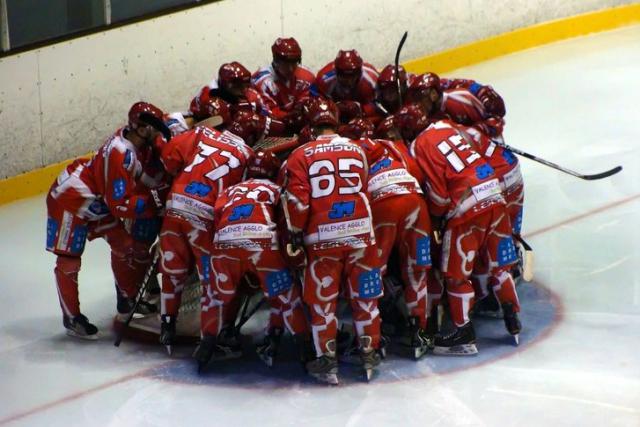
xmin=235 ymin=295 xmax=266 ymax=332
xmin=492 ymin=140 xmax=622 ymax=180
xmin=114 ymin=244 xmax=161 ymax=347
xmin=395 ymin=31 xmax=408 ymax=106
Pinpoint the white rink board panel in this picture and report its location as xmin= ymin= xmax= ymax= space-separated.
xmin=0 ymin=0 xmax=636 ymax=177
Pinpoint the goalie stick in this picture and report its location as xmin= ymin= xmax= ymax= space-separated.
xmin=492 ymin=139 xmax=622 ymax=180
xmin=394 ymin=31 xmax=408 ymax=106
xmin=114 ymin=244 xmax=160 ymax=347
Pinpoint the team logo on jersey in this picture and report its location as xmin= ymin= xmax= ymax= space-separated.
xmin=112 ymin=178 xmax=126 ymax=200
xmin=185 ymin=181 xmax=212 ymax=198
xmin=134 ymin=199 xmax=146 ymax=216
xmin=200 ymin=255 xmax=211 ymax=281
xmin=266 ymin=269 xmax=293 ymax=297
xmin=87 ymin=200 xmax=109 ymax=216
xmin=475 ymin=164 xmax=495 ymax=180
xmin=358 ymin=268 xmax=382 ymax=298
xmin=370 ymin=158 xmax=392 ymax=174
xmin=228 ymin=204 xmax=254 ymax=221
xmin=502 ymin=149 xmax=517 ymax=165
xmin=328 ymin=201 xmax=355 ymax=219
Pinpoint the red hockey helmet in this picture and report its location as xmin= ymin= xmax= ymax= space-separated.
xmin=378 ymin=64 xmax=407 ymax=89
xmin=395 ymin=104 xmax=429 ymax=140
xmin=335 ymin=49 xmax=363 ymax=75
xmin=247 ymin=150 xmax=282 ymax=179
xmin=227 ymin=110 xmax=267 ymax=146
xmin=271 ymin=37 xmax=302 ymax=62
xmin=351 ymin=137 xmax=386 ymax=164
xmin=408 ymin=72 xmax=442 ymax=100
xmin=338 ymin=118 xmax=375 ymax=140
xmin=195 ymin=96 xmax=232 ymax=126
xmin=128 ymin=101 xmax=171 ymax=140
xmin=306 ymin=98 xmax=339 ymax=128
xmin=218 ymin=62 xmax=251 ymax=86
xmin=375 ymin=115 xmax=401 ymax=140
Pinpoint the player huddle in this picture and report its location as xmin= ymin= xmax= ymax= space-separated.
xmin=45 ymin=37 xmax=525 ymax=385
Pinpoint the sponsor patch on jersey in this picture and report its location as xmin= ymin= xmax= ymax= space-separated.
xmin=266 ymin=269 xmax=293 ymax=297
xmin=46 ymin=217 xmax=58 ymax=250
xmin=215 ymin=223 xmax=272 ymax=242
xmin=472 ymin=178 xmax=501 ymax=202
xmin=358 ymin=268 xmax=382 ymax=298
xmin=416 ymin=236 xmax=432 ymax=267
xmin=317 ymin=218 xmax=371 ymax=242
xmin=185 ymin=181 xmax=212 ymax=198
xmin=112 ymin=178 xmax=126 ymax=201
xmin=69 ymin=224 xmax=88 ymax=254
xmin=368 ymin=169 xmax=417 ymax=194
xmin=497 ymin=237 xmax=518 ymax=266
xmin=168 ymin=194 xmax=214 ymax=220
xmin=503 ymin=164 xmax=522 ymax=190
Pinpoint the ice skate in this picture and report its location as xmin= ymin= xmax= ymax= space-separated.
xmin=63 ymin=314 xmax=98 ymax=340
xmin=256 ymin=327 xmax=283 ymax=368
xmin=401 ymin=317 xmax=429 ymax=360
xmin=473 ymin=293 xmax=502 ymax=318
xmin=424 ymin=305 xmax=440 ymax=350
xmin=159 ymin=315 xmax=176 ymax=355
xmin=359 ymin=336 xmax=381 ymax=381
xmin=502 ymin=303 xmax=522 ymax=346
xmin=194 ymin=329 xmax=243 ymax=373
xmin=306 ymin=340 xmax=339 ymax=385
xmin=433 ymin=322 xmax=478 ymax=356
xmin=116 ymin=291 xmax=157 ymax=322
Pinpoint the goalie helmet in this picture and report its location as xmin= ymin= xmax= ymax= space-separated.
xmin=128 ymin=101 xmax=171 ymax=140
xmin=335 ymin=49 xmax=363 ymax=76
xmin=247 ymin=150 xmax=281 ymax=179
xmin=271 ymin=37 xmax=302 ymax=62
xmin=306 ymin=98 xmax=339 ymax=128
xmin=338 ymin=118 xmax=375 ymax=140
xmin=218 ymin=62 xmax=251 ymax=86
xmin=378 ymin=64 xmax=407 ymax=89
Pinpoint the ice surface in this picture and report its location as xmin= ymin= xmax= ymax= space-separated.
xmin=1 ymin=25 xmax=639 ymax=427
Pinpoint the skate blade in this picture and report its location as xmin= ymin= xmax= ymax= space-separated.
xmin=311 ymin=372 xmax=339 ymax=385
xmin=512 ymin=334 xmax=520 ymax=346
xmin=257 ymin=352 xmax=274 ymax=368
xmin=433 ymin=343 xmax=478 ymax=356
xmin=66 ymin=330 xmax=99 ymax=341
xmin=165 ymin=345 xmax=172 ymax=356
xmin=413 ymin=346 xmax=428 ymax=360
xmin=211 ymin=349 xmax=243 ymax=362
xmin=475 ymin=309 xmax=503 ymax=319
xmin=364 ymin=368 xmax=374 ymax=382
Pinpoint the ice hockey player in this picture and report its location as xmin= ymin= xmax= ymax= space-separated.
xmin=154 ymin=120 xmax=254 ymax=362
xmin=190 ymin=62 xmax=270 ymax=119
xmin=210 ymin=150 xmax=310 ymax=367
xmin=375 ymin=64 xmax=411 ymax=116
xmin=281 ymin=99 xmax=383 ymax=384
xmin=407 ymin=72 xmax=504 ymax=138
xmin=314 ymin=49 xmax=380 ymax=123
xmin=342 ymin=119 xmax=434 ymax=359
xmin=46 ymin=102 xmax=170 ymax=339
xmin=251 ymin=37 xmax=315 ymax=133
xmin=410 ymin=117 xmax=520 ymax=355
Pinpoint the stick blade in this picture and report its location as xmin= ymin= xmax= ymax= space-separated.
xmin=580 ymin=165 xmax=622 ymax=180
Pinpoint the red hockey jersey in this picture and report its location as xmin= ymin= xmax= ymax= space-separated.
xmin=159 ymin=126 xmax=254 ymax=225
xmin=283 ymin=134 xmax=375 ymax=251
xmin=48 ymin=128 xmax=157 ymax=221
xmin=213 ymin=178 xmax=281 ymax=250
xmin=251 ymin=64 xmax=315 ymax=120
xmin=410 ymin=120 xmax=505 ymax=225
xmin=440 ymin=88 xmax=504 ymax=137
xmin=315 ymin=61 xmax=379 ymax=118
